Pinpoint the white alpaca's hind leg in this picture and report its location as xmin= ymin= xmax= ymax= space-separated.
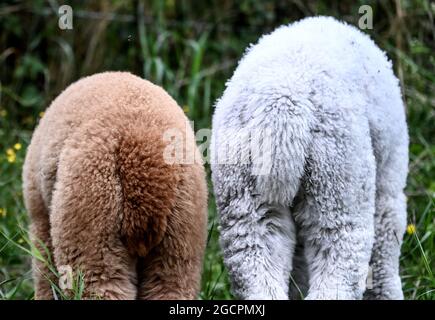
xmin=364 ymin=146 xmax=408 ymax=300
xmin=212 ymin=108 xmax=313 ymax=299
xmin=296 ymin=117 xmax=376 ymax=300
xmin=214 ymin=164 xmax=296 ymax=299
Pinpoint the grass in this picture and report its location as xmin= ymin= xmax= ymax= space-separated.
xmin=0 ymin=0 xmax=434 ymax=300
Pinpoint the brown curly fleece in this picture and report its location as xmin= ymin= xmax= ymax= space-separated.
xmin=22 ymin=72 xmax=208 ymax=300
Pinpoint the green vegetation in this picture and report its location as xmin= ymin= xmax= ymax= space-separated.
xmin=0 ymin=0 xmax=433 ymax=299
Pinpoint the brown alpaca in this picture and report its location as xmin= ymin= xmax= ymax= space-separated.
xmin=22 ymin=72 xmax=208 ymax=300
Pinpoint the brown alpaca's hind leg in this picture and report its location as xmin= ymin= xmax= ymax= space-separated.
xmin=51 ymin=207 xmax=138 ymax=300
xmin=23 ymin=176 xmax=56 ymax=299
xmin=136 ymin=234 xmax=205 ymax=300
xmin=136 ymin=167 xmax=207 ymax=300
xmin=49 ymin=125 xmax=138 ymax=300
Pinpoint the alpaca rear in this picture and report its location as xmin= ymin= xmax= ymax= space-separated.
xmin=211 ymin=17 xmax=408 ymax=300
xmin=23 ymin=72 xmax=207 ymax=299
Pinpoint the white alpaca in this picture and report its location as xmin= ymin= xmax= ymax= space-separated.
xmin=210 ymin=16 xmax=408 ymax=300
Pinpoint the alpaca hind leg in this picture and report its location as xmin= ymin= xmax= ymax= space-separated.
xmin=211 ymin=91 xmax=315 ymax=299
xmin=136 ymin=168 xmax=207 ymax=300
xmin=136 ymin=236 xmax=204 ymax=300
xmin=298 ymin=124 xmax=376 ymax=300
xmin=220 ymin=198 xmax=295 ymax=300
xmin=49 ymin=126 xmax=137 ymax=299
xmin=364 ymin=147 xmax=408 ymax=300
xmin=213 ymin=161 xmax=296 ymax=299
xmin=23 ymin=176 xmax=56 ymax=299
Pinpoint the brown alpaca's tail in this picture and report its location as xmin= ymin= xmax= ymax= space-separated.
xmin=117 ymin=124 xmax=180 ymax=257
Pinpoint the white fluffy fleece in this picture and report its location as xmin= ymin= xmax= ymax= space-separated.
xmin=210 ymin=16 xmax=408 ymax=300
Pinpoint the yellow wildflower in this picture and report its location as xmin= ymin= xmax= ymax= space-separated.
xmin=18 ymin=238 xmax=24 ymax=244
xmin=0 ymin=208 xmax=6 ymax=218
xmin=0 ymin=109 xmax=7 ymax=117
xmin=7 ymin=154 xmax=16 ymax=163
xmin=406 ymin=224 xmax=416 ymax=235
xmin=183 ymin=105 xmax=189 ymax=113
xmin=14 ymin=143 xmax=22 ymax=151
xmin=39 ymin=111 xmax=45 ymax=118
xmin=6 ymin=148 xmax=16 ymax=163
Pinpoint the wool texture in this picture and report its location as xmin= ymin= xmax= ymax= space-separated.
xmin=23 ymin=71 xmax=208 ymax=300
xmin=211 ymin=16 xmax=408 ymax=300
